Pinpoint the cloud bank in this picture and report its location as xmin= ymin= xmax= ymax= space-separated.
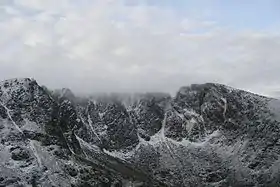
xmin=0 ymin=0 xmax=279 ymax=96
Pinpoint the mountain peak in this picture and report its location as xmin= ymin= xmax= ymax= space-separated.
xmin=0 ymin=77 xmax=36 ymax=85
xmin=177 ymin=82 xmax=235 ymax=95
xmin=0 ymin=78 xmax=40 ymax=102
xmin=0 ymin=78 xmax=38 ymax=92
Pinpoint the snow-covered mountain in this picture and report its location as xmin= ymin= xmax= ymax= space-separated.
xmin=1 ymin=78 xmax=280 ymax=186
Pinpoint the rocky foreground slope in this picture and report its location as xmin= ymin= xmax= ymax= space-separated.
xmin=1 ymin=78 xmax=280 ymax=187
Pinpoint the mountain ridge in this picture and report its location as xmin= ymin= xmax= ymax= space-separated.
xmin=1 ymin=78 xmax=280 ymax=186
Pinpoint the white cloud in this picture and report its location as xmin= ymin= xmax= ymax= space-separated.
xmin=0 ymin=0 xmax=279 ymax=95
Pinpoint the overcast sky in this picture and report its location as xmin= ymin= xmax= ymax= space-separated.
xmin=0 ymin=0 xmax=280 ymax=96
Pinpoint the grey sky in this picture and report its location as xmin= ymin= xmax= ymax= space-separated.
xmin=0 ymin=0 xmax=280 ymax=96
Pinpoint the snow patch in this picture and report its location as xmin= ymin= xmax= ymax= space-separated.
xmin=0 ymin=101 xmax=23 ymax=133
xmin=75 ymin=134 xmax=101 ymax=153
xmin=183 ymin=108 xmax=200 ymax=117
xmin=184 ymin=118 xmax=196 ymax=133
xmin=98 ymin=112 xmax=106 ymax=119
xmin=170 ymin=130 xmax=221 ymax=147
xmin=74 ymin=134 xmax=90 ymax=158
xmin=29 ymin=140 xmax=43 ymax=168
xmin=103 ymin=149 xmax=136 ymax=161
xmin=22 ymin=119 xmax=44 ymax=133
xmin=220 ymin=97 xmax=227 ymax=120
xmin=87 ymin=114 xmax=102 ymax=143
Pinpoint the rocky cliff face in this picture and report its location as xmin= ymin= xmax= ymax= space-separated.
xmin=1 ymin=78 xmax=280 ymax=187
